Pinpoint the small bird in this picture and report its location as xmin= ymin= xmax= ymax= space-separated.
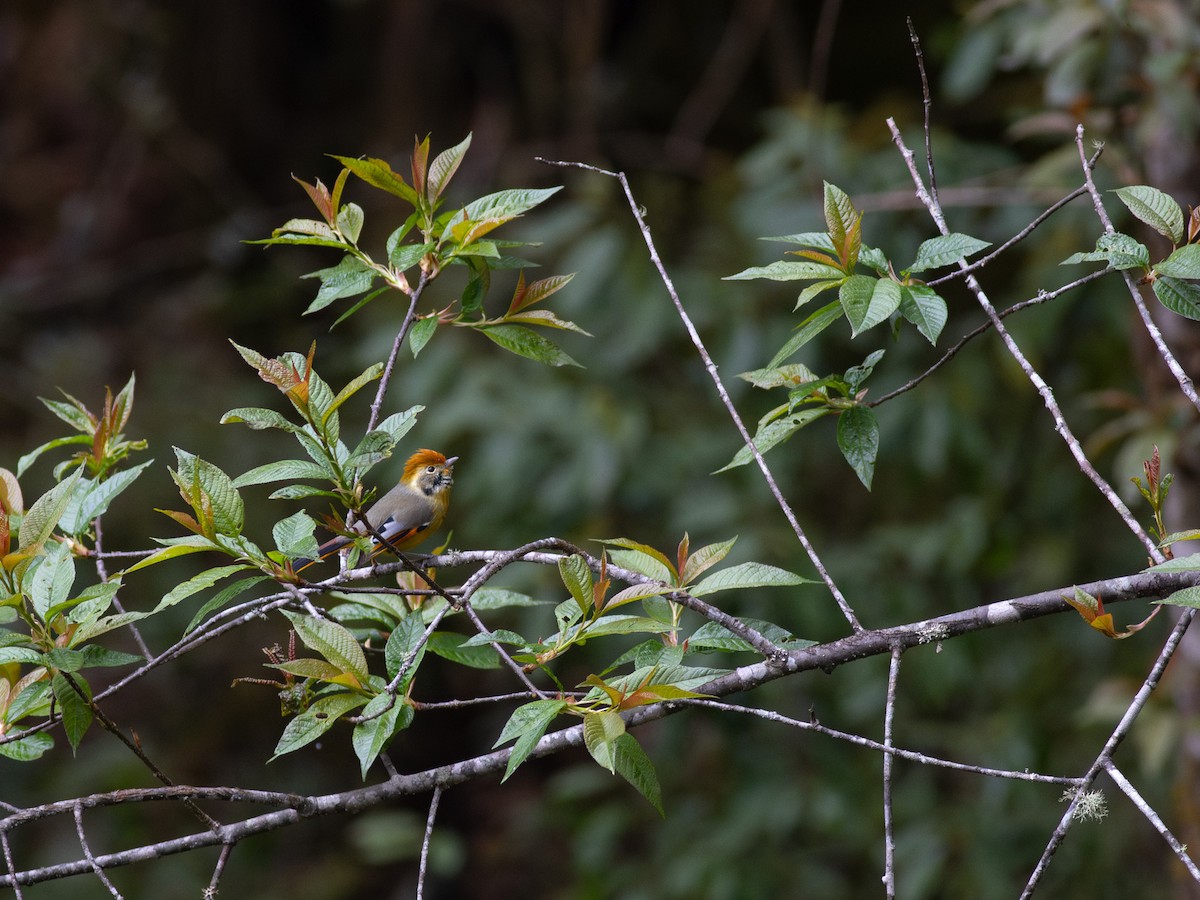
xmin=296 ymin=449 xmax=456 ymax=571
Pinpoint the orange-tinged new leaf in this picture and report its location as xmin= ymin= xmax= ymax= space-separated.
xmin=583 ymin=673 xmax=625 ymax=708
xmin=1065 ymin=586 xmax=1159 ymax=639
xmin=508 ymin=272 xmax=576 ymax=315
xmin=411 ymin=134 xmax=430 ymax=201
xmin=293 ymin=175 xmax=335 ymax=226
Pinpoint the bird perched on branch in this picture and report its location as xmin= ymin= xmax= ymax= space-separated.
xmin=295 ymin=449 xmax=457 ymax=571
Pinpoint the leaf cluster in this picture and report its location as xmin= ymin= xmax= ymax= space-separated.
xmin=251 ymin=135 xmax=585 ymax=367
xmin=724 ymin=182 xmax=990 ymax=488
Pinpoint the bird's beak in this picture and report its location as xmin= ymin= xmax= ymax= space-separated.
xmin=445 ymin=456 xmax=459 ymax=467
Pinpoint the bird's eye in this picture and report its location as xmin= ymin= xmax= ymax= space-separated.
xmin=426 ymin=465 xmax=436 ymax=473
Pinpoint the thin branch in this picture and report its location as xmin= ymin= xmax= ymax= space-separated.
xmin=882 ymin=647 xmax=901 ymax=900
xmin=73 ymin=803 xmax=124 ymax=899
xmin=416 ymin=785 xmax=443 ymax=900
xmin=1 ymin=828 xmax=23 ymax=900
xmin=1020 ymin=608 xmax=1196 ymax=897
xmin=93 ymin=518 xmax=152 ymax=661
xmin=1103 ymin=760 xmax=1200 ymax=882
xmin=536 ymin=157 xmax=863 ymax=632
xmin=204 ymin=842 xmax=234 ymax=900
xmin=1073 ymin=125 xmax=1200 ymax=412
xmin=887 ymin=118 xmax=1161 ymax=560
xmin=906 ymin=17 xmax=938 ymax=209
xmin=871 ymin=268 xmax=1111 ymax=407
xmin=61 ymin=672 xmax=222 ymax=833
xmin=685 ymin=700 xmax=1078 ymax=785
xmin=3 ymin=567 xmax=1191 ymax=889
xmin=368 ymin=269 xmax=429 ymax=432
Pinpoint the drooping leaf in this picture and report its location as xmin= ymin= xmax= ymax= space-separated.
xmin=690 ymin=562 xmax=812 ymax=597
xmin=1114 ymin=185 xmax=1184 ymax=244
xmin=1154 ymin=277 xmax=1200 ymax=320
xmin=837 ymin=405 xmax=879 ymax=489
xmin=840 ymin=276 xmax=901 ymax=336
xmin=480 ymin=324 xmax=581 ymax=367
xmin=283 ymin=610 xmax=370 ymax=687
xmin=899 ymin=284 xmax=948 ymax=345
xmin=908 ymin=233 xmax=991 ymax=273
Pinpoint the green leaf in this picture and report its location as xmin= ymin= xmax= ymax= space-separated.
xmin=302 ymin=255 xmax=377 ymax=314
xmin=1061 ymin=232 xmax=1150 ymax=270
xmin=427 ymin=133 xmax=472 ymax=201
xmin=768 ymin=301 xmax=845 ymax=367
xmin=583 ymin=709 xmax=627 ymax=773
xmin=220 ymin=406 xmax=302 ymax=433
xmin=496 ymin=698 xmax=568 ymax=781
xmin=273 ymin=511 xmax=319 ymax=560
xmin=384 ymin=612 xmax=427 ymax=684
xmin=480 ymin=324 xmax=581 ymax=367
xmin=329 ymin=155 xmax=419 ymax=205
xmin=738 ymin=364 xmax=821 ymax=390
xmin=1156 ymin=244 xmax=1200 ymax=279
xmin=0 ymin=731 xmax=54 ymax=762
xmin=425 ymin=632 xmax=501 ymax=668
xmin=336 ymin=202 xmax=364 ymax=244
xmin=51 ymin=672 xmax=92 ymax=755
xmin=724 ymin=261 xmax=845 ymax=282
xmin=185 ymin=575 xmax=272 ymax=634
xmin=1156 ymin=586 xmax=1200 ymax=609
xmin=558 ymin=554 xmax=594 ymax=612
xmin=459 ymin=186 xmax=562 ymax=224
xmin=837 ymin=405 xmax=879 ymax=489
xmin=283 ymin=610 xmax=370 ymax=686
xmin=388 ymin=240 xmax=433 ymax=272
xmin=232 ymin=459 xmax=331 ymax=489
xmin=352 ymin=692 xmax=412 ymax=779
xmin=28 ymin=542 xmax=75 ymax=619
xmin=152 ymin=563 xmax=254 ymax=613
xmin=908 ymin=233 xmax=991 ymax=273
xmin=840 ymin=275 xmax=901 ymax=336
xmin=59 ymin=461 xmax=154 ymax=535
xmin=468 ymin=588 xmax=550 ymax=611
xmin=680 ymin=537 xmax=737 ymax=585
xmin=823 ymin=182 xmax=859 ymax=263
xmin=690 ymin=562 xmax=812 ymax=597
xmin=688 ymin=617 xmax=815 ymax=653
xmin=598 ymin=539 xmax=676 ymax=583
xmin=761 ymin=231 xmax=836 ymax=249
xmin=1154 ymin=277 xmax=1200 ymax=320
xmin=408 ymin=316 xmax=439 ymax=358
xmin=582 ymin=615 xmax=673 ymax=639
xmin=1114 ymin=185 xmax=1184 ymax=244
xmin=899 ymin=285 xmax=948 ymax=345
xmin=171 ymin=448 xmax=244 ymax=536
xmin=1144 ymin=552 xmax=1200 ymax=573
xmin=270 ymin=692 xmax=366 ymax=760
xmin=715 ymin=407 xmax=830 ymax=472
xmin=18 ymin=471 xmax=82 ymax=552
xmin=612 ymin=732 xmax=663 ymax=815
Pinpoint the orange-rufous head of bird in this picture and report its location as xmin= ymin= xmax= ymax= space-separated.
xmin=403 ymin=449 xmax=457 ymax=497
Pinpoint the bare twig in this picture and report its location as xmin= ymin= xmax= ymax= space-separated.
xmin=416 ymin=785 xmax=443 ymax=900
xmin=1073 ymin=125 xmax=1200 ymax=412
xmin=73 ymin=803 xmax=124 ymax=899
xmin=1021 ymin=608 xmax=1196 ymax=896
xmin=906 ymin=17 xmax=938 ymax=209
xmin=882 ymin=647 xmax=901 ymax=900
xmin=204 ymin=843 xmax=234 ymax=900
xmin=536 ymin=157 xmax=863 ymax=632
xmin=1104 ymin=760 xmax=1200 ymax=883
xmin=368 ymin=269 xmax=429 ymax=432
xmin=871 ymin=268 xmax=1111 ymax=407
xmin=3 ymin=566 xmax=1192 ymax=889
xmin=887 ymin=118 xmax=1161 ymax=560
